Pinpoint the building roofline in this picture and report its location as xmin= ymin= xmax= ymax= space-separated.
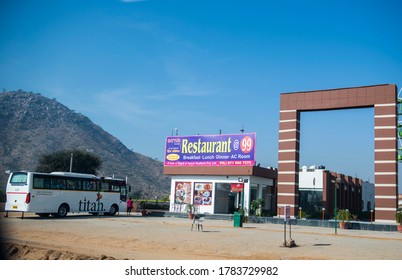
xmin=281 ymin=84 xmax=396 ymax=96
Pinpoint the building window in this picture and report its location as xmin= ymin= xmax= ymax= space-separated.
xmin=299 ymin=189 xmax=323 ymax=215
xmin=250 ymin=184 xmax=258 ymax=202
xmin=261 ymin=185 xmax=275 ymax=213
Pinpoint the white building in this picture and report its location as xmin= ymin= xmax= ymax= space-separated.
xmin=299 ymin=165 xmax=374 ymax=215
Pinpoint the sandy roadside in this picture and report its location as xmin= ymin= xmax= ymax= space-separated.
xmin=1 ymin=211 xmax=402 ymax=260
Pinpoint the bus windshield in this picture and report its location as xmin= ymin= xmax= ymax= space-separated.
xmin=10 ymin=172 xmax=28 ymax=184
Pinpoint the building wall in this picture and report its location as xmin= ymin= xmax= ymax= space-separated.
xmin=165 ymin=165 xmax=277 ymax=215
xmin=299 ymin=166 xmax=324 ymax=214
xmin=299 ymin=166 xmax=374 ymax=216
xmin=299 ymin=166 xmax=325 ymax=190
xmin=362 ymin=181 xmax=375 ymax=211
xmin=325 ymin=172 xmax=364 ymax=215
xmin=169 ymin=174 xmax=274 ymax=215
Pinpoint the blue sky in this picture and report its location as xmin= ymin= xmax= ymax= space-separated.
xmin=1 ymin=0 xmax=402 ymax=191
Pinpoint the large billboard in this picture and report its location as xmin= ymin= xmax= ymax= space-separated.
xmin=164 ymin=133 xmax=256 ymax=167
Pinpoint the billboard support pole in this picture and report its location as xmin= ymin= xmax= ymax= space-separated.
xmin=281 ymin=205 xmax=297 ymax=248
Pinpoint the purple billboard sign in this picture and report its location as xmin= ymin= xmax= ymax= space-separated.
xmin=164 ymin=133 xmax=256 ymax=167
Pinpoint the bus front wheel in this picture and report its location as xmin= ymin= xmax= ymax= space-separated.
xmin=57 ymin=204 xmax=69 ymax=218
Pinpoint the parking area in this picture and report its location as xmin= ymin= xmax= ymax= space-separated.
xmin=1 ymin=211 xmax=402 ymax=260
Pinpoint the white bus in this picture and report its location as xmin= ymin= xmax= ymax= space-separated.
xmin=5 ymin=171 xmax=130 ymax=218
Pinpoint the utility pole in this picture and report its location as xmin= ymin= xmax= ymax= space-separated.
xmin=69 ymin=153 xmax=73 ymax=172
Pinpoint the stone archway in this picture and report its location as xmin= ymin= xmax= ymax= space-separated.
xmin=277 ymin=84 xmax=398 ymax=223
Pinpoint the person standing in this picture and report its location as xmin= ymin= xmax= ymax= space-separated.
xmin=127 ymin=197 xmax=133 ymax=215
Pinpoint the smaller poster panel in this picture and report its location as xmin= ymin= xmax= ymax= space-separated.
xmin=284 ymin=205 xmax=291 ymax=222
xmin=230 ymin=183 xmax=244 ymax=192
xmin=174 ymin=182 xmax=192 ymax=204
xmin=193 ymin=182 xmax=213 ymax=205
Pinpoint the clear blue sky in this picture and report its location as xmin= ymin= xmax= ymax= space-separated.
xmin=1 ymin=0 xmax=402 ymax=191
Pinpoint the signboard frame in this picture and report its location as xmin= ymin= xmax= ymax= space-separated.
xmin=164 ymin=133 xmax=256 ymax=167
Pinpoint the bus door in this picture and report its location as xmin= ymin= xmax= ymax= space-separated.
xmin=120 ymin=184 xmax=129 ymax=202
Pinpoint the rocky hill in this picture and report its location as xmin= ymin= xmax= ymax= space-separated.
xmin=0 ymin=90 xmax=170 ymax=198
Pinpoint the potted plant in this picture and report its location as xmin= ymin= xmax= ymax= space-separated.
xmin=336 ymin=209 xmax=351 ymax=229
xmin=250 ymin=199 xmax=264 ymax=216
xmin=185 ymin=203 xmax=195 ymax=219
xmin=396 ymin=208 xmax=402 ymax=233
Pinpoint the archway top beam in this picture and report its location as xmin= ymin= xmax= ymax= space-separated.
xmin=280 ymin=84 xmax=397 ymax=112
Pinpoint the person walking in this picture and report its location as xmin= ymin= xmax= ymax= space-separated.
xmin=127 ymin=197 xmax=133 ymax=215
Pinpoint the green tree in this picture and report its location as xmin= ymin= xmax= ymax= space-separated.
xmin=0 ymin=188 xmax=6 ymax=202
xmin=36 ymin=149 xmax=102 ymax=174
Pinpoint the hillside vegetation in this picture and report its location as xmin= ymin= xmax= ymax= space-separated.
xmin=0 ymin=90 xmax=170 ymax=198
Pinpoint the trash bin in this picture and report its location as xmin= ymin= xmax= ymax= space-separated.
xmin=233 ymin=211 xmax=243 ymax=227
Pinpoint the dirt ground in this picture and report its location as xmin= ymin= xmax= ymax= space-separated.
xmin=1 ymin=211 xmax=402 ymax=260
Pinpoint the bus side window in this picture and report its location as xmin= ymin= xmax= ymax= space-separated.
xmin=52 ymin=179 xmax=66 ymax=190
xmin=43 ymin=178 xmax=51 ymax=189
xmin=111 ymin=184 xmax=120 ymax=192
xmin=83 ymin=180 xmax=90 ymax=191
xmin=92 ymin=181 xmax=98 ymax=191
xmin=67 ymin=179 xmax=80 ymax=190
xmin=101 ymin=182 xmax=110 ymax=192
xmin=83 ymin=180 xmax=96 ymax=191
xmin=33 ymin=175 xmax=50 ymax=189
xmin=75 ymin=180 xmax=82 ymax=190
xmin=33 ymin=177 xmax=45 ymax=189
